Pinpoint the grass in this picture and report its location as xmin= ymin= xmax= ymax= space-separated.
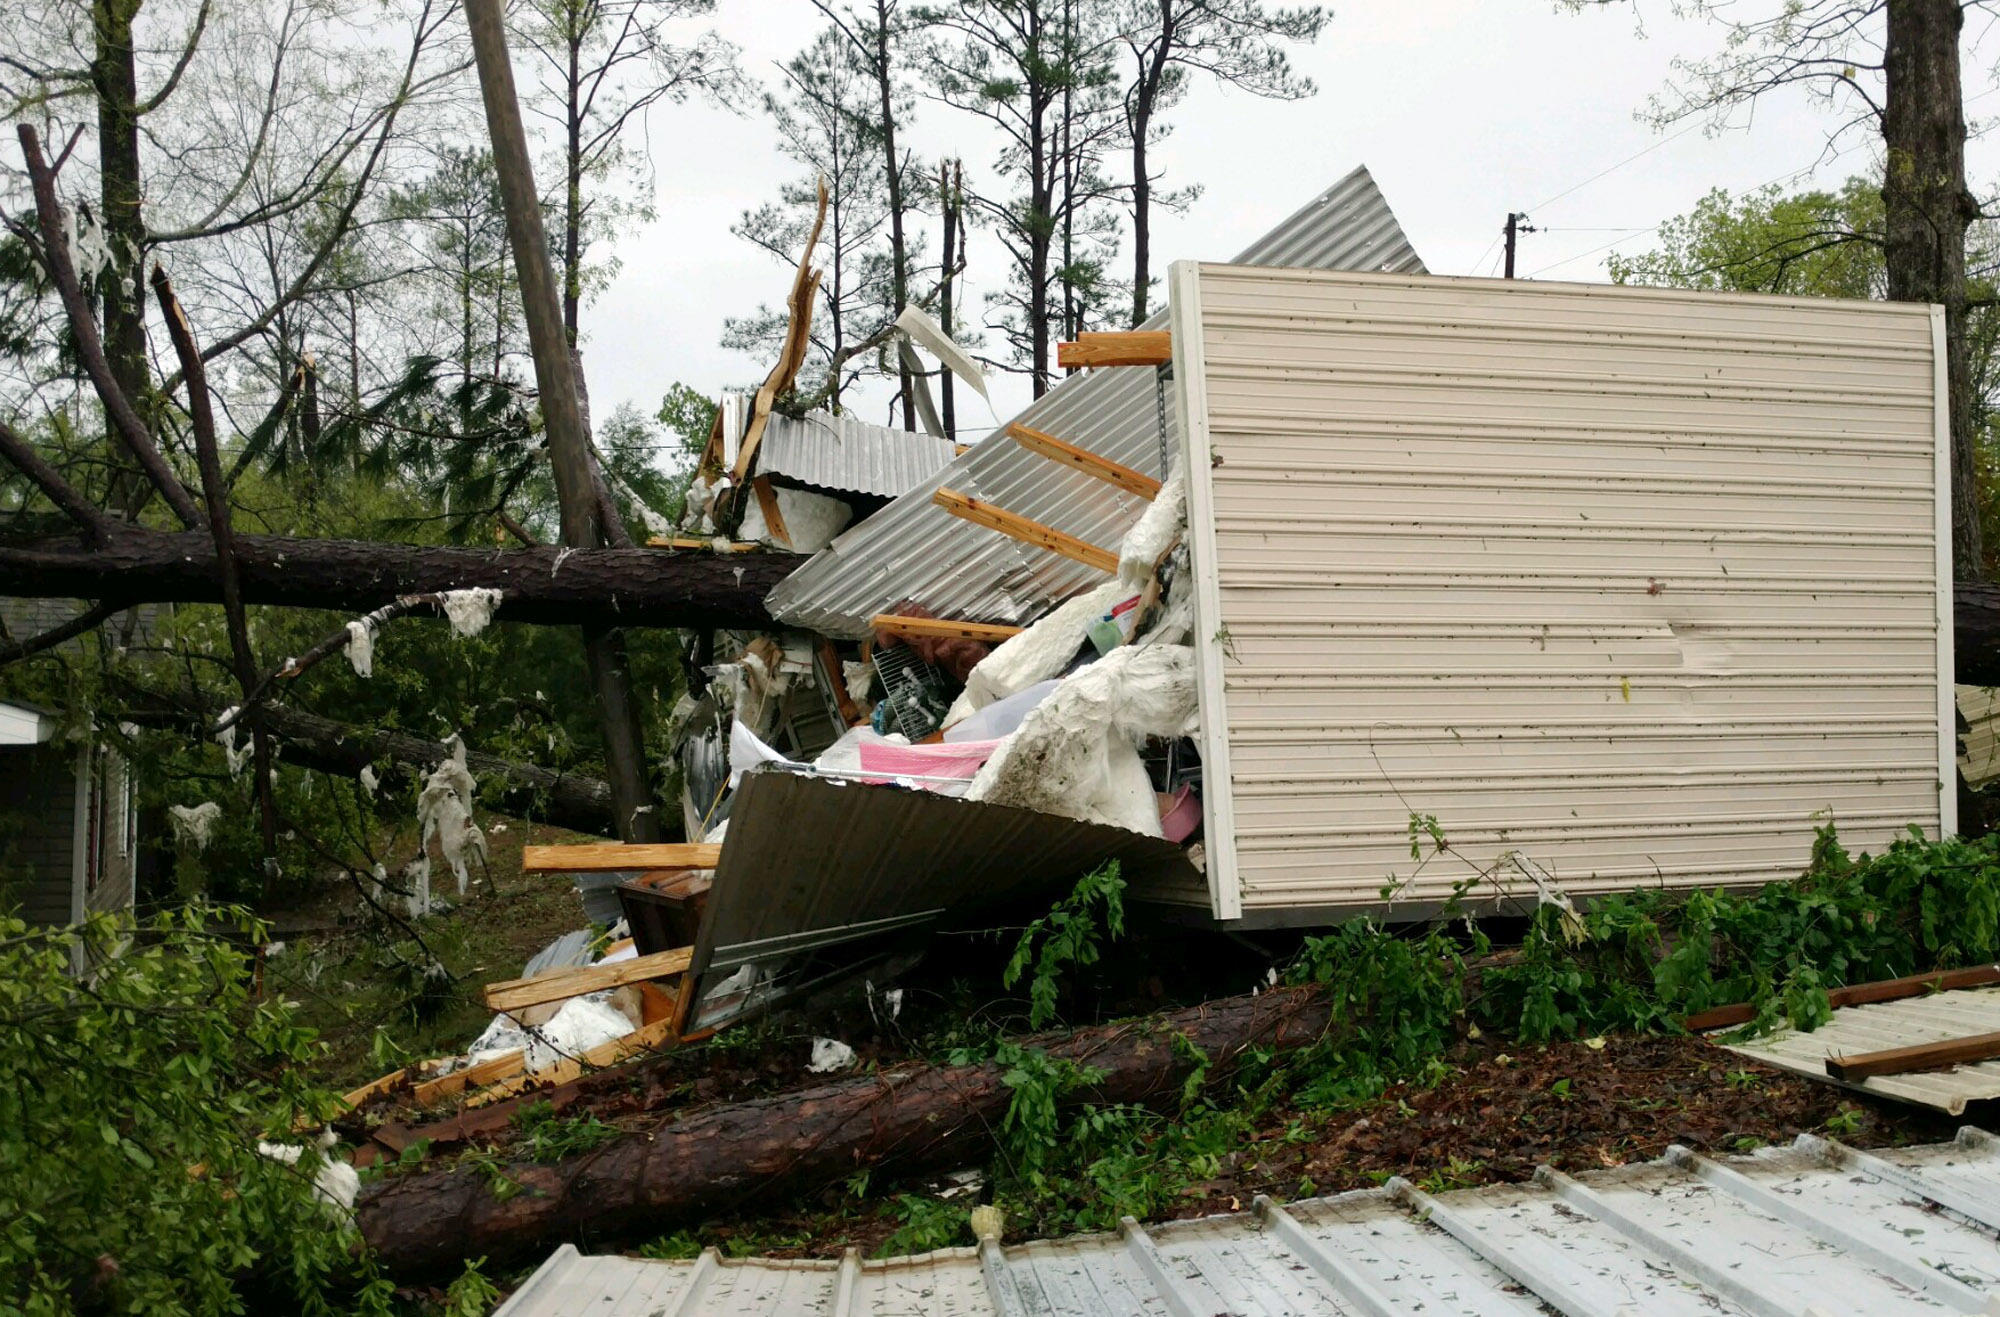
xmin=265 ymin=817 xmax=605 ymax=1090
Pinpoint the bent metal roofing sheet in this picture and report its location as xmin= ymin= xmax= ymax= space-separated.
xmin=494 ymin=1130 xmax=2000 ymax=1316
xmin=1722 ymin=985 xmax=2000 ymax=1115
xmin=764 ymin=165 xmax=1424 ymax=640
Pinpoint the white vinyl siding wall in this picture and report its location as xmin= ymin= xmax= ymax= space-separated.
xmin=1172 ymin=263 xmax=1948 ymax=919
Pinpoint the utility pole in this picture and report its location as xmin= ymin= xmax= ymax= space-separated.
xmin=463 ymin=0 xmax=662 ymax=842
xmin=1502 ymin=211 xmax=1537 ymax=279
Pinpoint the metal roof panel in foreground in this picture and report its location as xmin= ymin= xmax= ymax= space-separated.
xmin=494 ymin=1131 xmax=2000 ymax=1315
xmin=764 ymin=165 xmax=1424 ymax=639
xmin=688 ymin=769 xmax=1201 ymax=1003
xmin=1722 ymin=984 xmax=2000 ymax=1114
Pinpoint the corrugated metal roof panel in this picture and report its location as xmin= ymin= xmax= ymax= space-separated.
xmin=756 ymin=409 xmax=960 ymax=500
xmin=1723 ymin=985 xmax=2000 ymax=1114
xmin=1172 ymin=263 xmax=1947 ymax=918
xmin=687 ymin=769 xmax=1200 ymax=1014
xmin=494 ymin=1133 xmax=2000 ymax=1315
xmin=765 ymin=166 xmax=1424 ymax=639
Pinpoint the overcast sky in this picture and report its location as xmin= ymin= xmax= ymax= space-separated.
xmin=579 ymin=0 xmax=2000 ymax=433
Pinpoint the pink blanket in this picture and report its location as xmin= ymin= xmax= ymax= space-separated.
xmin=856 ymin=737 xmax=1003 ymax=784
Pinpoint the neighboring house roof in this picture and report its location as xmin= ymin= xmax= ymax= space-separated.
xmin=0 ymin=700 xmax=53 ymax=746
xmin=757 ymin=409 xmax=960 ymax=500
xmin=0 ymin=598 xmax=163 ymax=653
xmin=765 ymin=165 xmax=1425 ymax=639
xmin=493 ymin=1133 xmax=2000 ymax=1315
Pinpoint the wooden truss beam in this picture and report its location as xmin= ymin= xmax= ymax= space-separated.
xmin=1826 ymin=1029 xmax=2000 ymax=1081
xmin=1056 ymin=330 xmax=1172 ymax=369
xmin=932 ymin=487 xmax=1117 ymax=573
xmin=872 ymin=613 xmax=1026 ymax=645
xmin=482 ymin=945 xmax=695 ymax=1013
xmin=520 ymin=842 xmax=723 ymax=872
xmin=1007 ymin=423 xmax=1162 ymax=499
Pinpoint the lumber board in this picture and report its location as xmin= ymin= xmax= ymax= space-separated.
xmin=1007 ymin=423 xmax=1162 ymax=499
xmin=1056 ymin=330 xmax=1172 ymax=368
xmin=483 ymin=945 xmax=695 ymax=1013
xmin=870 ymin=613 xmax=1025 ymax=645
xmin=1826 ymin=1029 xmax=2000 ymax=1081
xmin=521 ymin=842 xmax=722 ymax=872
xmin=466 ymin=1018 xmax=680 ymax=1107
xmin=750 ymin=475 xmax=791 ymax=548
xmin=1683 ymin=963 xmax=2000 ymax=1032
xmin=413 ymin=1050 xmax=527 ymax=1105
xmin=644 ymin=535 xmax=764 ymax=553
xmin=932 ymin=487 xmax=1117 ymax=573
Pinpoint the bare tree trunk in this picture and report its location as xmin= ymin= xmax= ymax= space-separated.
xmin=93 ymin=0 xmax=152 ymax=515
xmin=874 ymin=0 xmax=915 ymax=424
xmin=1884 ymin=0 xmax=1984 ymax=579
xmin=465 ymin=0 xmax=662 ymax=842
xmin=939 ymin=160 xmax=960 ymax=438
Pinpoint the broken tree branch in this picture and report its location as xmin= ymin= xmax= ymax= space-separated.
xmin=15 ymin=124 xmax=203 ymax=529
xmin=0 ymin=599 xmax=128 ymax=666
xmin=0 ymin=533 xmax=795 ymax=631
xmin=0 ymin=417 xmax=116 ymax=544
xmin=115 ymin=683 xmax=617 ymax=835
xmin=153 ymin=264 xmax=280 ymax=869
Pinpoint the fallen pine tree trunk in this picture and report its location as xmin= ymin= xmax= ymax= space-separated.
xmin=356 ymin=984 xmax=1333 ymax=1280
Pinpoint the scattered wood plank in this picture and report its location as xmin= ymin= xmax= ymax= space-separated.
xmin=1007 ymin=423 xmax=1162 ymax=499
xmin=932 ymin=487 xmax=1117 ymax=573
xmin=1826 ymin=1029 xmax=2000 ymax=1081
xmin=644 ymin=535 xmax=764 ymax=553
xmin=870 ymin=613 xmax=1025 ymax=645
xmin=1056 ymin=330 xmax=1172 ymax=369
xmin=465 ymin=1017 xmax=681 ymax=1108
xmin=483 ymin=946 xmax=695 ymax=1014
xmin=412 ymin=1050 xmax=527 ymax=1106
xmin=1683 ymin=963 xmax=2000 ymax=1033
xmin=819 ymin=639 xmax=863 ymax=726
xmin=520 ymin=842 xmax=722 ymax=873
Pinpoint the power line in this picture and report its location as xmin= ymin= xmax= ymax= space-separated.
xmin=1526 ymin=120 xmax=1705 ymax=215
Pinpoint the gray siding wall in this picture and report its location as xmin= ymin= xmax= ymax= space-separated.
xmin=0 ymin=744 xmax=78 ymax=926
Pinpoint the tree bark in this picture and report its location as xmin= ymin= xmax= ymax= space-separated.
xmin=1883 ymin=0 xmax=1983 ymax=579
xmin=875 ymin=0 xmax=915 ymax=425
xmin=117 ymin=688 xmax=619 ymax=834
xmin=466 ymin=0 xmax=662 ymax=841
xmin=93 ymin=0 xmax=152 ymax=519
xmin=355 ymin=984 xmax=1335 ymax=1279
xmin=0 ymin=531 xmax=794 ymax=630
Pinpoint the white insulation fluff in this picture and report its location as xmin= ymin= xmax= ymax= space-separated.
xmin=944 ymin=579 xmax=1127 ymax=724
xmin=738 ymin=484 xmax=853 ymax=553
xmin=1118 ymin=464 xmax=1185 ymax=588
xmin=168 ymin=801 xmax=223 ymax=851
xmin=257 ymin=1131 xmax=360 ymax=1216
xmin=440 ymin=588 xmax=503 ymax=637
xmin=344 ymin=618 xmax=375 ymax=677
xmin=966 ymin=644 xmax=1197 ymax=835
xmin=416 ymin=737 xmax=486 ymax=902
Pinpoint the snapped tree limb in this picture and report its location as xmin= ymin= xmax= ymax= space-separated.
xmin=0 ymin=532 xmax=796 ymax=631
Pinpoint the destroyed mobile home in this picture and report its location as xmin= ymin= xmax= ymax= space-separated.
xmin=329 ymin=166 xmax=1955 ymax=1163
